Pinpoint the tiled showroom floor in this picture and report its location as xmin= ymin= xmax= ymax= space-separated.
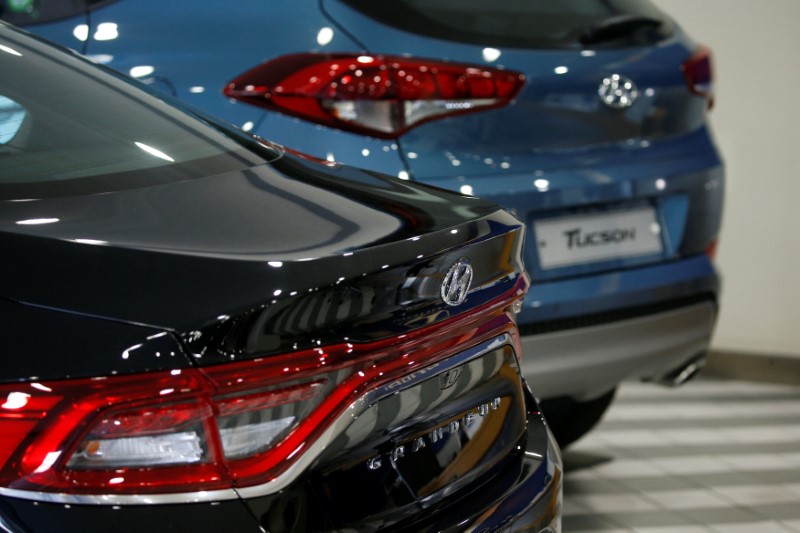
xmin=562 ymin=378 xmax=800 ymax=532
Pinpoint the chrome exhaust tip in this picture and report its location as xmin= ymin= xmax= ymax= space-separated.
xmin=656 ymin=353 xmax=708 ymax=387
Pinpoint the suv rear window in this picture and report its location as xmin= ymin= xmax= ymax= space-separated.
xmin=0 ymin=0 xmax=114 ymax=26
xmin=340 ymin=0 xmax=674 ymax=49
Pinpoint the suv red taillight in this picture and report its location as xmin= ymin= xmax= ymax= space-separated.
xmin=0 ymin=279 xmax=527 ymax=496
xmin=223 ymin=53 xmax=525 ymax=139
xmin=681 ymin=46 xmax=714 ymax=110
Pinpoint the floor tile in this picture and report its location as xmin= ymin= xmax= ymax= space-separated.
xmin=633 ymin=526 xmax=713 ymax=533
xmin=678 ymin=506 xmax=765 ymax=525
xmin=753 ymin=503 xmax=800 ymax=522
xmin=600 ymin=510 xmax=701 ymax=530
xmin=568 ymin=493 xmax=659 ymax=514
xmin=563 ymin=379 xmax=800 ymax=530
xmin=709 ymin=521 xmax=795 ymax=532
xmin=780 ymin=519 xmax=800 ymax=532
xmin=646 ymin=489 xmax=731 ymax=511
xmin=712 ymin=484 xmax=800 ymax=506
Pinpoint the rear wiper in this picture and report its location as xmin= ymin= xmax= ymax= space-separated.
xmin=580 ymin=14 xmax=662 ymax=45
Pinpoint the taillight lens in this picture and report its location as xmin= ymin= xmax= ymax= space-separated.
xmin=705 ymin=239 xmax=718 ymax=261
xmin=681 ymin=46 xmax=714 ymax=110
xmin=0 ymin=277 xmax=527 ymax=496
xmin=223 ymin=53 xmax=525 ymax=138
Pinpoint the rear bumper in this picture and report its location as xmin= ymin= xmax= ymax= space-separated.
xmin=520 ymin=300 xmax=717 ymax=401
xmin=415 ymin=401 xmax=563 ymax=533
xmin=472 ymin=427 xmax=563 ymax=533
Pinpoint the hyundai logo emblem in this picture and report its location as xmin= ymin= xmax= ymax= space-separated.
xmin=438 ymin=367 xmax=463 ymax=390
xmin=441 ymin=259 xmax=473 ymax=307
xmin=599 ymin=74 xmax=639 ymax=109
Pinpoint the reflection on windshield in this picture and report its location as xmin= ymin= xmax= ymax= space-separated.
xmin=0 ymin=95 xmax=26 ymax=145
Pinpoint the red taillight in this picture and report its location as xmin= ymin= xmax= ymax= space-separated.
xmin=0 ymin=278 xmax=527 ymax=497
xmin=223 ymin=53 xmax=525 ymax=138
xmin=681 ymin=46 xmax=714 ymax=110
xmin=705 ymin=239 xmax=718 ymax=261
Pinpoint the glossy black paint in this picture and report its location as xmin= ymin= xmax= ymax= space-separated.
xmin=243 ymin=390 xmax=556 ymax=533
xmin=2 ymin=151 xmax=525 ymax=369
xmin=0 ymin=23 xmax=558 ymax=532
xmin=0 ymin=298 xmax=189 ymax=382
xmin=0 ymin=498 xmax=261 ymax=533
xmin=292 ymin=345 xmax=527 ymax=525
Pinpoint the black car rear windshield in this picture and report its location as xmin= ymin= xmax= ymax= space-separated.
xmin=340 ymin=0 xmax=674 ymax=49
xmin=0 ymin=25 xmax=274 ymax=199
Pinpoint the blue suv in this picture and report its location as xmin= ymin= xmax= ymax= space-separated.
xmin=7 ymin=0 xmax=724 ymax=446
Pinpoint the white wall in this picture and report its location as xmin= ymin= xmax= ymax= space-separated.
xmin=652 ymin=0 xmax=800 ymax=357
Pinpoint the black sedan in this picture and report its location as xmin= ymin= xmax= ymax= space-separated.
xmin=0 ymin=23 xmax=561 ymax=532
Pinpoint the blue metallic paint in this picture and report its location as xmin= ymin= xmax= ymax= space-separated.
xmin=13 ymin=0 xmax=724 ymax=404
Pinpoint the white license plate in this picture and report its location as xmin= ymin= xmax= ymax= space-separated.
xmin=533 ymin=207 xmax=663 ymax=270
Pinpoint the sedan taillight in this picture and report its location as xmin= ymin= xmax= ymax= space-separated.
xmin=223 ymin=53 xmax=525 ymax=139
xmin=681 ymin=46 xmax=714 ymax=110
xmin=0 ymin=278 xmax=526 ymax=497
xmin=0 ymin=357 xmax=343 ymax=495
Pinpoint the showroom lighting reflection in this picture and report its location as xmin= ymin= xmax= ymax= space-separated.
xmin=122 ymin=343 xmax=143 ymax=360
xmin=0 ymin=44 xmax=22 ymax=57
xmin=87 ymin=54 xmax=114 ymax=64
xmin=482 ymin=47 xmax=501 ymax=62
xmin=135 ymin=141 xmax=174 ymax=162
xmin=534 ymin=179 xmax=549 ymax=191
xmin=94 ymin=23 xmax=119 ymax=41
xmin=129 ymin=65 xmax=155 ymax=78
xmin=189 ymin=86 xmax=205 ymax=94
xmin=16 ymin=218 xmax=59 ymax=225
xmin=554 ymin=66 xmax=569 ymax=75
xmin=316 ymin=27 xmax=334 ymax=46
xmin=71 ymin=239 xmax=109 ymax=246
xmin=73 ymin=24 xmax=89 ymax=42
xmin=460 ymin=185 xmax=474 ymax=196
xmin=2 ymin=392 xmax=30 ymax=410
xmin=34 ymin=451 xmax=61 ymax=474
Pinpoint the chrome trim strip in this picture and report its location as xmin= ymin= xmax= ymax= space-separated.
xmin=0 ymin=486 xmax=240 ymax=505
xmin=0 ymin=512 xmax=17 ymax=533
xmin=0 ymin=334 xmax=511 ymax=506
xmin=236 ymin=332 xmax=510 ymax=500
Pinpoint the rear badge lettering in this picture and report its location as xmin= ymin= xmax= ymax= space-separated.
xmin=366 ymin=397 xmax=502 ymax=470
xmin=564 ymin=227 xmax=636 ymax=249
xmin=385 ymin=363 xmax=440 ymax=391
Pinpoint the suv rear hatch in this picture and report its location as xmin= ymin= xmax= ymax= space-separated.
xmin=322 ymin=0 xmax=721 ymax=285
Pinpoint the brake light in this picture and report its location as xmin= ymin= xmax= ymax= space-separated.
xmin=0 ymin=277 xmax=527 ymax=497
xmin=705 ymin=239 xmax=718 ymax=261
xmin=223 ymin=53 xmax=525 ymax=139
xmin=681 ymin=46 xmax=714 ymax=110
